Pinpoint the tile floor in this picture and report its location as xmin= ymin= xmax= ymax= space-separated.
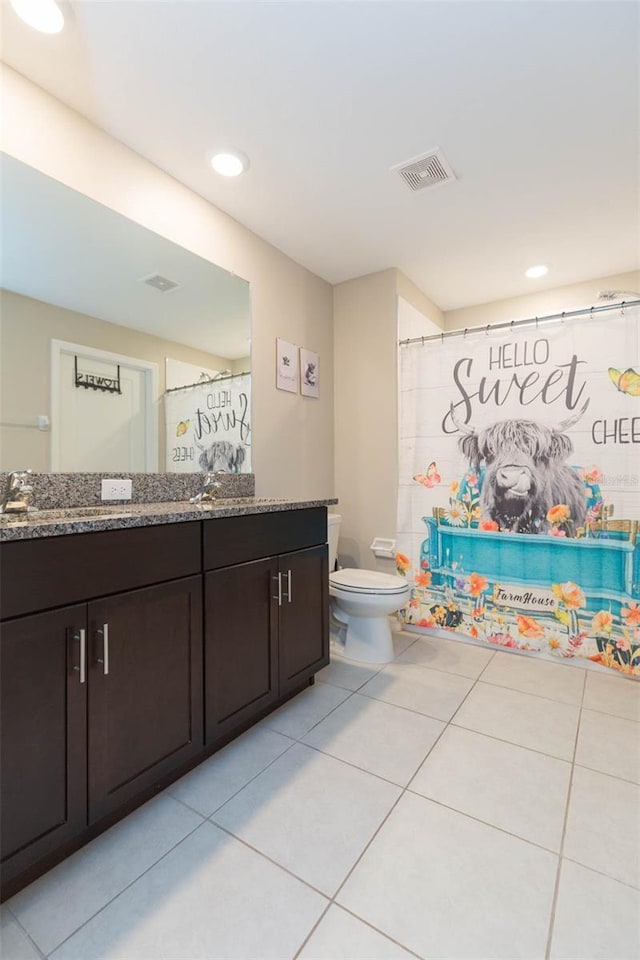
xmin=2 ymin=629 xmax=639 ymax=960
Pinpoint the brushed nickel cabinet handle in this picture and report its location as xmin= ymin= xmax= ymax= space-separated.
xmin=96 ymin=623 xmax=109 ymax=675
xmin=79 ymin=628 xmax=86 ymax=684
xmin=272 ymin=573 xmax=282 ymax=606
xmin=72 ymin=628 xmax=86 ymax=684
xmin=286 ymin=569 xmax=292 ymax=603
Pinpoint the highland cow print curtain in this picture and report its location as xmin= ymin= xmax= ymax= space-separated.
xmin=396 ymin=305 xmax=640 ymax=677
xmin=164 ymin=373 xmax=251 ymax=473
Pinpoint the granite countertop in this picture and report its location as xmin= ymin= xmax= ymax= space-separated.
xmin=0 ymin=497 xmax=339 ymax=542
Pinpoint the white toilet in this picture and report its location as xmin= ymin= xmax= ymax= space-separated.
xmin=327 ymin=513 xmax=411 ymax=664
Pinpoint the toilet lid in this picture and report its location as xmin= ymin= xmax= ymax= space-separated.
xmin=330 ymin=568 xmax=409 ymax=595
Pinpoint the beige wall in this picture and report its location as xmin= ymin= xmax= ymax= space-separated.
xmin=444 ymin=270 xmax=640 ymax=331
xmin=333 ymin=269 xmax=444 ymax=570
xmin=396 ymin=273 xmax=444 ymax=329
xmin=0 ymin=289 xmax=238 ymax=471
xmin=1 ymin=65 xmax=334 ymax=499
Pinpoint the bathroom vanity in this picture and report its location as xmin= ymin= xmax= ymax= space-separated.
xmin=0 ymin=500 xmax=333 ymax=898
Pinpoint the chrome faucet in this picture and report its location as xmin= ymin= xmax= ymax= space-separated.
xmin=190 ymin=471 xmax=225 ymax=504
xmin=1 ymin=470 xmax=35 ymax=514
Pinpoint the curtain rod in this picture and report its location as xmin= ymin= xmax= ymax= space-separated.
xmin=398 ymin=299 xmax=640 ymax=347
xmin=164 ymin=370 xmax=250 ymax=395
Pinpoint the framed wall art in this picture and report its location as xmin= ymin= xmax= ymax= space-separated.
xmin=276 ymin=338 xmax=298 ymax=393
xmin=300 ymin=347 xmax=319 ymax=398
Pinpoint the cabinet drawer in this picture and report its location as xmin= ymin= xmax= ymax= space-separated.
xmin=203 ymin=508 xmax=327 ymax=570
xmin=0 ymin=522 xmax=201 ymax=620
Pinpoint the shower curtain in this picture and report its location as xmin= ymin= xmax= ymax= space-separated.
xmin=164 ymin=373 xmax=251 ymax=473
xmin=396 ymin=304 xmax=640 ymax=677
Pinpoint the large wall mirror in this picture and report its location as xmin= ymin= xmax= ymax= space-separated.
xmin=0 ymin=154 xmax=252 ymax=474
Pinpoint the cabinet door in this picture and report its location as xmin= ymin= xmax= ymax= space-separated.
xmin=205 ymin=558 xmax=278 ymax=744
xmin=278 ymin=544 xmax=329 ymax=695
xmin=87 ymin=576 xmax=203 ymax=823
xmin=1 ymin=606 xmax=87 ymax=887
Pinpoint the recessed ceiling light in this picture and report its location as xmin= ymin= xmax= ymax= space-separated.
xmin=210 ymin=151 xmax=248 ymax=178
xmin=525 ymin=264 xmax=549 ymax=279
xmin=10 ymin=0 xmax=64 ymax=33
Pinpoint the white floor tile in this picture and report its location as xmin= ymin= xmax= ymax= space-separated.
xmin=453 ymin=682 xmax=580 ymax=760
xmin=564 ymin=766 xmax=640 ymax=888
xmin=168 ymin=725 xmax=293 ymax=815
xmin=576 ymin=709 xmax=640 ymax=784
xmin=398 ymin=633 xmax=494 ymax=679
xmin=337 ymin=792 xmax=557 ymax=959
xmin=0 ymin=908 xmax=42 ymax=960
xmin=316 ymin=655 xmax=380 ymax=692
xmin=583 ymin=671 xmax=640 ymax=721
xmin=212 ymin=742 xmax=400 ymax=895
xmin=390 ymin=631 xmax=417 ymax=657
xmin=11 ymin=655 xmax=635 ymax=960
xmin=410 ymin=725 xmax=571 ymax=850
xmin=49 ymin=821 xmax=327 ymax=960
xmin=359 ymin=661 xmax=474 ymax=722
xmin=299 ymin=905 xmax=414 ymax=959
xmin=262 ymin=682 xmax=350 ymax=739
xmin=550 ymin=859 xmax=640 ymax=960
xmin=303 ymin=693 xmax=445 ymax=785
xmin=481 ymin=651 xmax=585 ymax=705
xmin=7 ymin=794 xmax=203 ymax=956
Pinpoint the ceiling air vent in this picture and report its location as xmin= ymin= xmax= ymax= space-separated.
xmin=392 ymin=149 xmax=456 ymax=193
xmin=139 ymin=273 xmax=181 ymax=293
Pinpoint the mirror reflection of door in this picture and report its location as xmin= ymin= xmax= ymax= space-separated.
xmin=52 ymin=342 xmax=158 ymax=472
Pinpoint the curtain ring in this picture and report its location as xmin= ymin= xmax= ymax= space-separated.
xmin=463 ymin=328 xmax=468 ymax=339
xmin=421 ymin=336 xmax=425 ymax=346
xmin=561 ymin=311 xmax=566 ymax=324
xmin=485 ymin=324 xmax=490 ymax=336
xmin=441 ymin=331 xmax=444 ymax=344
xmin=510 ymin=320 xmax=514 ymax=332
xmin=535 ymin=316 xmax=539 ymax=329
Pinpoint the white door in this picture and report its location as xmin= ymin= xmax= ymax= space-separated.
xmin=52 ymin=342 xmax=158 ymax=472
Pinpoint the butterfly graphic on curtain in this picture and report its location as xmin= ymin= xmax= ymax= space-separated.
xmin=608 ymin=367 xmax=640 ymax=396
xmin=413 ymin=462 xmax=441 ymax=488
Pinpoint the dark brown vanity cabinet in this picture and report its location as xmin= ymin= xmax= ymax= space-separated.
xmin=0 ymin=507 xmax=329 ymax=897
xmin=87 ymin=577 xmax=203 ymax=823
xmin=0 ymin=605 xmax=88 ymax=885
xmin=204 ymin=557 xmax=279 ymax=742
xmin=0 ymin=523 xmax=203 ymax=892
xmin=203 ymin=509 xmax=329 ymax=744
xmin=277 ymin=543 xmax=328 ymax=695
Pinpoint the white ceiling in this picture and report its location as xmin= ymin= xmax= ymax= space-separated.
xmin=0 ymin=155 xmax=252 ymax=359
xmin=1 ymin=1 xmax=638 ymax=310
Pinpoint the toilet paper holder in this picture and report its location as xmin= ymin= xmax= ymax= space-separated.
xmin=369 ymin=537 xmax=396 ymax=558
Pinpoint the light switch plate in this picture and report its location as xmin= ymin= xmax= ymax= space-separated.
xmin=101 ymin=479 xmax=133 ymax=501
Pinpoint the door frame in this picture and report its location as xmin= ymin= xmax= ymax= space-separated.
xmin=50 ymin=339 xmax=159 ymax=472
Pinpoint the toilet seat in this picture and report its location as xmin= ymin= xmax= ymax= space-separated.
xmin=329 ymin=568 xmax=409 ymax=596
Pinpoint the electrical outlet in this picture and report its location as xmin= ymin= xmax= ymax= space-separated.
xmin=101 ymin=479 xmax=133 ymax=501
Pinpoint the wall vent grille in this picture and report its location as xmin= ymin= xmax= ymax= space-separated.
xmin=392 ymin=149 xmax=456 ymax=192
xmin=139 ymin=273 xmax=181 ymax=293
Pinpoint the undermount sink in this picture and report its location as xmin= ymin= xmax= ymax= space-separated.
xmin=0 ymin=498 xmax=283 ymax=524
xmin=196 ymin=496 xmax=281 ymax=508
xmin=0 ymin=505 xmax=129 ymax=523
xmin=58 ymin=505 xmax=132 ymax=517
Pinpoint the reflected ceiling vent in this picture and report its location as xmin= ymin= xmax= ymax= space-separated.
xmin=139 ymin=273 xmax=181 ymax=293
xmin=392 ymin=148 xmax=456 ymax=192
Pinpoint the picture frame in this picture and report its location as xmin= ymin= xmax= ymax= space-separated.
xmin=276 ymin=338 xmax=298 ymax=393
xmin=300 ymin=347 xmax=319 ymax=398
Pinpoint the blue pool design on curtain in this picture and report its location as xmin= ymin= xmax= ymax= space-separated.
xmin=396 ymin=304 xmax=640 ymax=677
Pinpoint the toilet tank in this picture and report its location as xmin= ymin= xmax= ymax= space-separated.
xmin=327 ymin=513 xmax=342 ymax=571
